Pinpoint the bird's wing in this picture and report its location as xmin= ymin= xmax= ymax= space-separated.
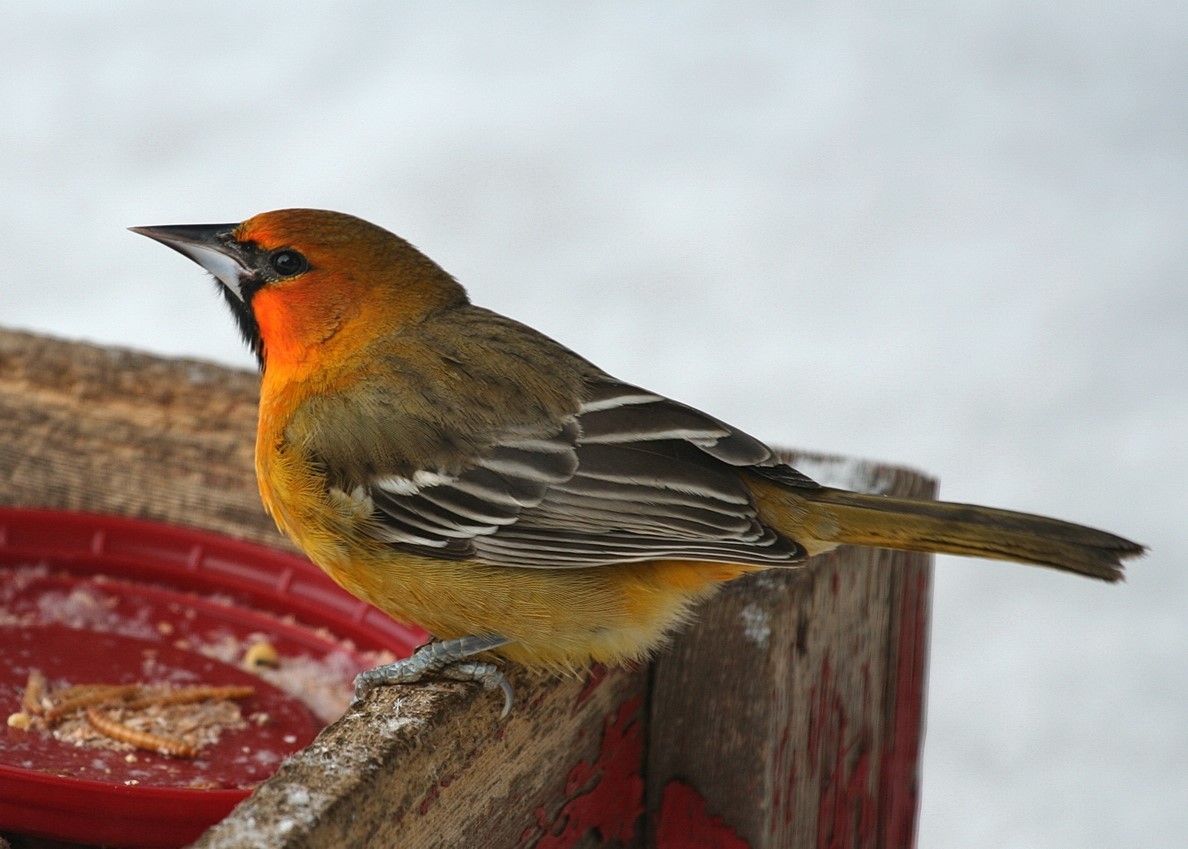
xmin=360 ymin=379 xmax=815 ymax=567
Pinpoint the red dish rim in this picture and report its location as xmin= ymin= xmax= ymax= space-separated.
xmin=0 ymin=507 xmax=424 ymax=848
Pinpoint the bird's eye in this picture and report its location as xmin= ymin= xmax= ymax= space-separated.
xmin=269 ymin=249 xmax=309 ymax=278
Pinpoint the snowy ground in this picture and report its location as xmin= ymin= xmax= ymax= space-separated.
xmin=3 ymin=3 xmax=1185 ymax=846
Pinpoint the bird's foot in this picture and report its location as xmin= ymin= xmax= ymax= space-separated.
xmin=353 ymin=634 xmax=515 ymax=717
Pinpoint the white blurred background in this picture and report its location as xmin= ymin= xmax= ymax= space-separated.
xmin=3 ymin=3 xmax=1185 ymax=846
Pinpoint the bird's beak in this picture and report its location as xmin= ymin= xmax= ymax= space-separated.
xmin=130 ymin=222 xmax=256 ymax=301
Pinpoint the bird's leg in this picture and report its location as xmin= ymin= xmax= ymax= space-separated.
xmin=354 ymin=634 xmax=515 ymax=716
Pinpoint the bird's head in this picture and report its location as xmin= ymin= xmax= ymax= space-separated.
xmin=132 ymin=209 xmax=467 ymax=370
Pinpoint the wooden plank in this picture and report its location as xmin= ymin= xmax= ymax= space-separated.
xmin=647 ymin=460 xmax=933 ymax=849
xmin=190 ymin=665 xmax=648 ymax=849
xmin=0 ymin=329 xmax=932 ymax=848
xmin=0 ymin=328 xmax=271 ymax=543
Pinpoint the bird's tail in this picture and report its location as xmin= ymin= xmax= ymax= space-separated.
xmin=762 ymin=485 xmax=1144 ymax=581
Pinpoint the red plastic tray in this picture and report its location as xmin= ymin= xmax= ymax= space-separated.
xmin=0 ymin=508 xmax=426 ymax=848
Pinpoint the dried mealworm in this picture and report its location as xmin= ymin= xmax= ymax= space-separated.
xmin=46 ymin=685 xmax=142 ymax=725
xmin=22 ymin=669 xmax=47 ymax=716
xmin=85 ymin=707 xmax=199 ymax=759
xmin=54 ymin=683 xmax=118 ymax=701
xmin=124 ymin=685 xmax=255 ymax=711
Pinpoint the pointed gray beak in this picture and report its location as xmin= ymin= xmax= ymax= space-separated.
xmin=130 ymin=222 xmax=256 ymax=300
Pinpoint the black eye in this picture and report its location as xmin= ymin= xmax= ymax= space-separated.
xmin=269 ymin=249 xmax=309 ymax=278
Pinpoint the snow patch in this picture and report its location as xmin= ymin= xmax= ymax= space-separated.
xmin=739 ymin=603 xmax=771 ymax=649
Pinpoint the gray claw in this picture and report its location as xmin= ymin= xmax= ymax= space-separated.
xmin=351 ymin=635 xmax=514 ymax=715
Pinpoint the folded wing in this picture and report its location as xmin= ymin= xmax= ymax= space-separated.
xmin=360 ymin=379 xmax=813 ymax=568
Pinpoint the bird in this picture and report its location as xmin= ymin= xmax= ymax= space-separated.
xmin=132 ymin=208 xmax=1144 ymax=713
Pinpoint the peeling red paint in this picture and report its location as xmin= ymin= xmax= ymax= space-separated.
xmin=417 ymin=771 xmax=460 ymax=817
xmin=526 ymin=685 xmax=552 ymax=710
xmin=526 ymin=696 xmax=645 ymax=848
xmin=418 ymin=782 xmax=440 ymax=817
xmin=877 ymin=568 xmax=928 ymax=848
xmin=757 ymin=567 xmax=929 ymax=847
xmin=770 ymin=723 xmax=797 ymax=831
xmin=807 ymin=657 xmax=877 ymax=848
xmin=655 ymin=780 xmax=750 ymax=849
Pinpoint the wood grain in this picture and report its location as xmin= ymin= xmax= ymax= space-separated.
xmin=0 ymin=328 xmax=270 ymax=542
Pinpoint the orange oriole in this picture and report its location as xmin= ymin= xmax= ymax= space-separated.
xmin=132 ymin=209 xmax=1143 ymax=711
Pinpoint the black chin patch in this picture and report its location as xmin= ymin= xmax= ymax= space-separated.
xmin=217 ymin=282 xmax=264 ymax=369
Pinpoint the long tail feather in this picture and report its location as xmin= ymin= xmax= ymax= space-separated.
xmin=789 ymin=487 xmax=1143 ymax=581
